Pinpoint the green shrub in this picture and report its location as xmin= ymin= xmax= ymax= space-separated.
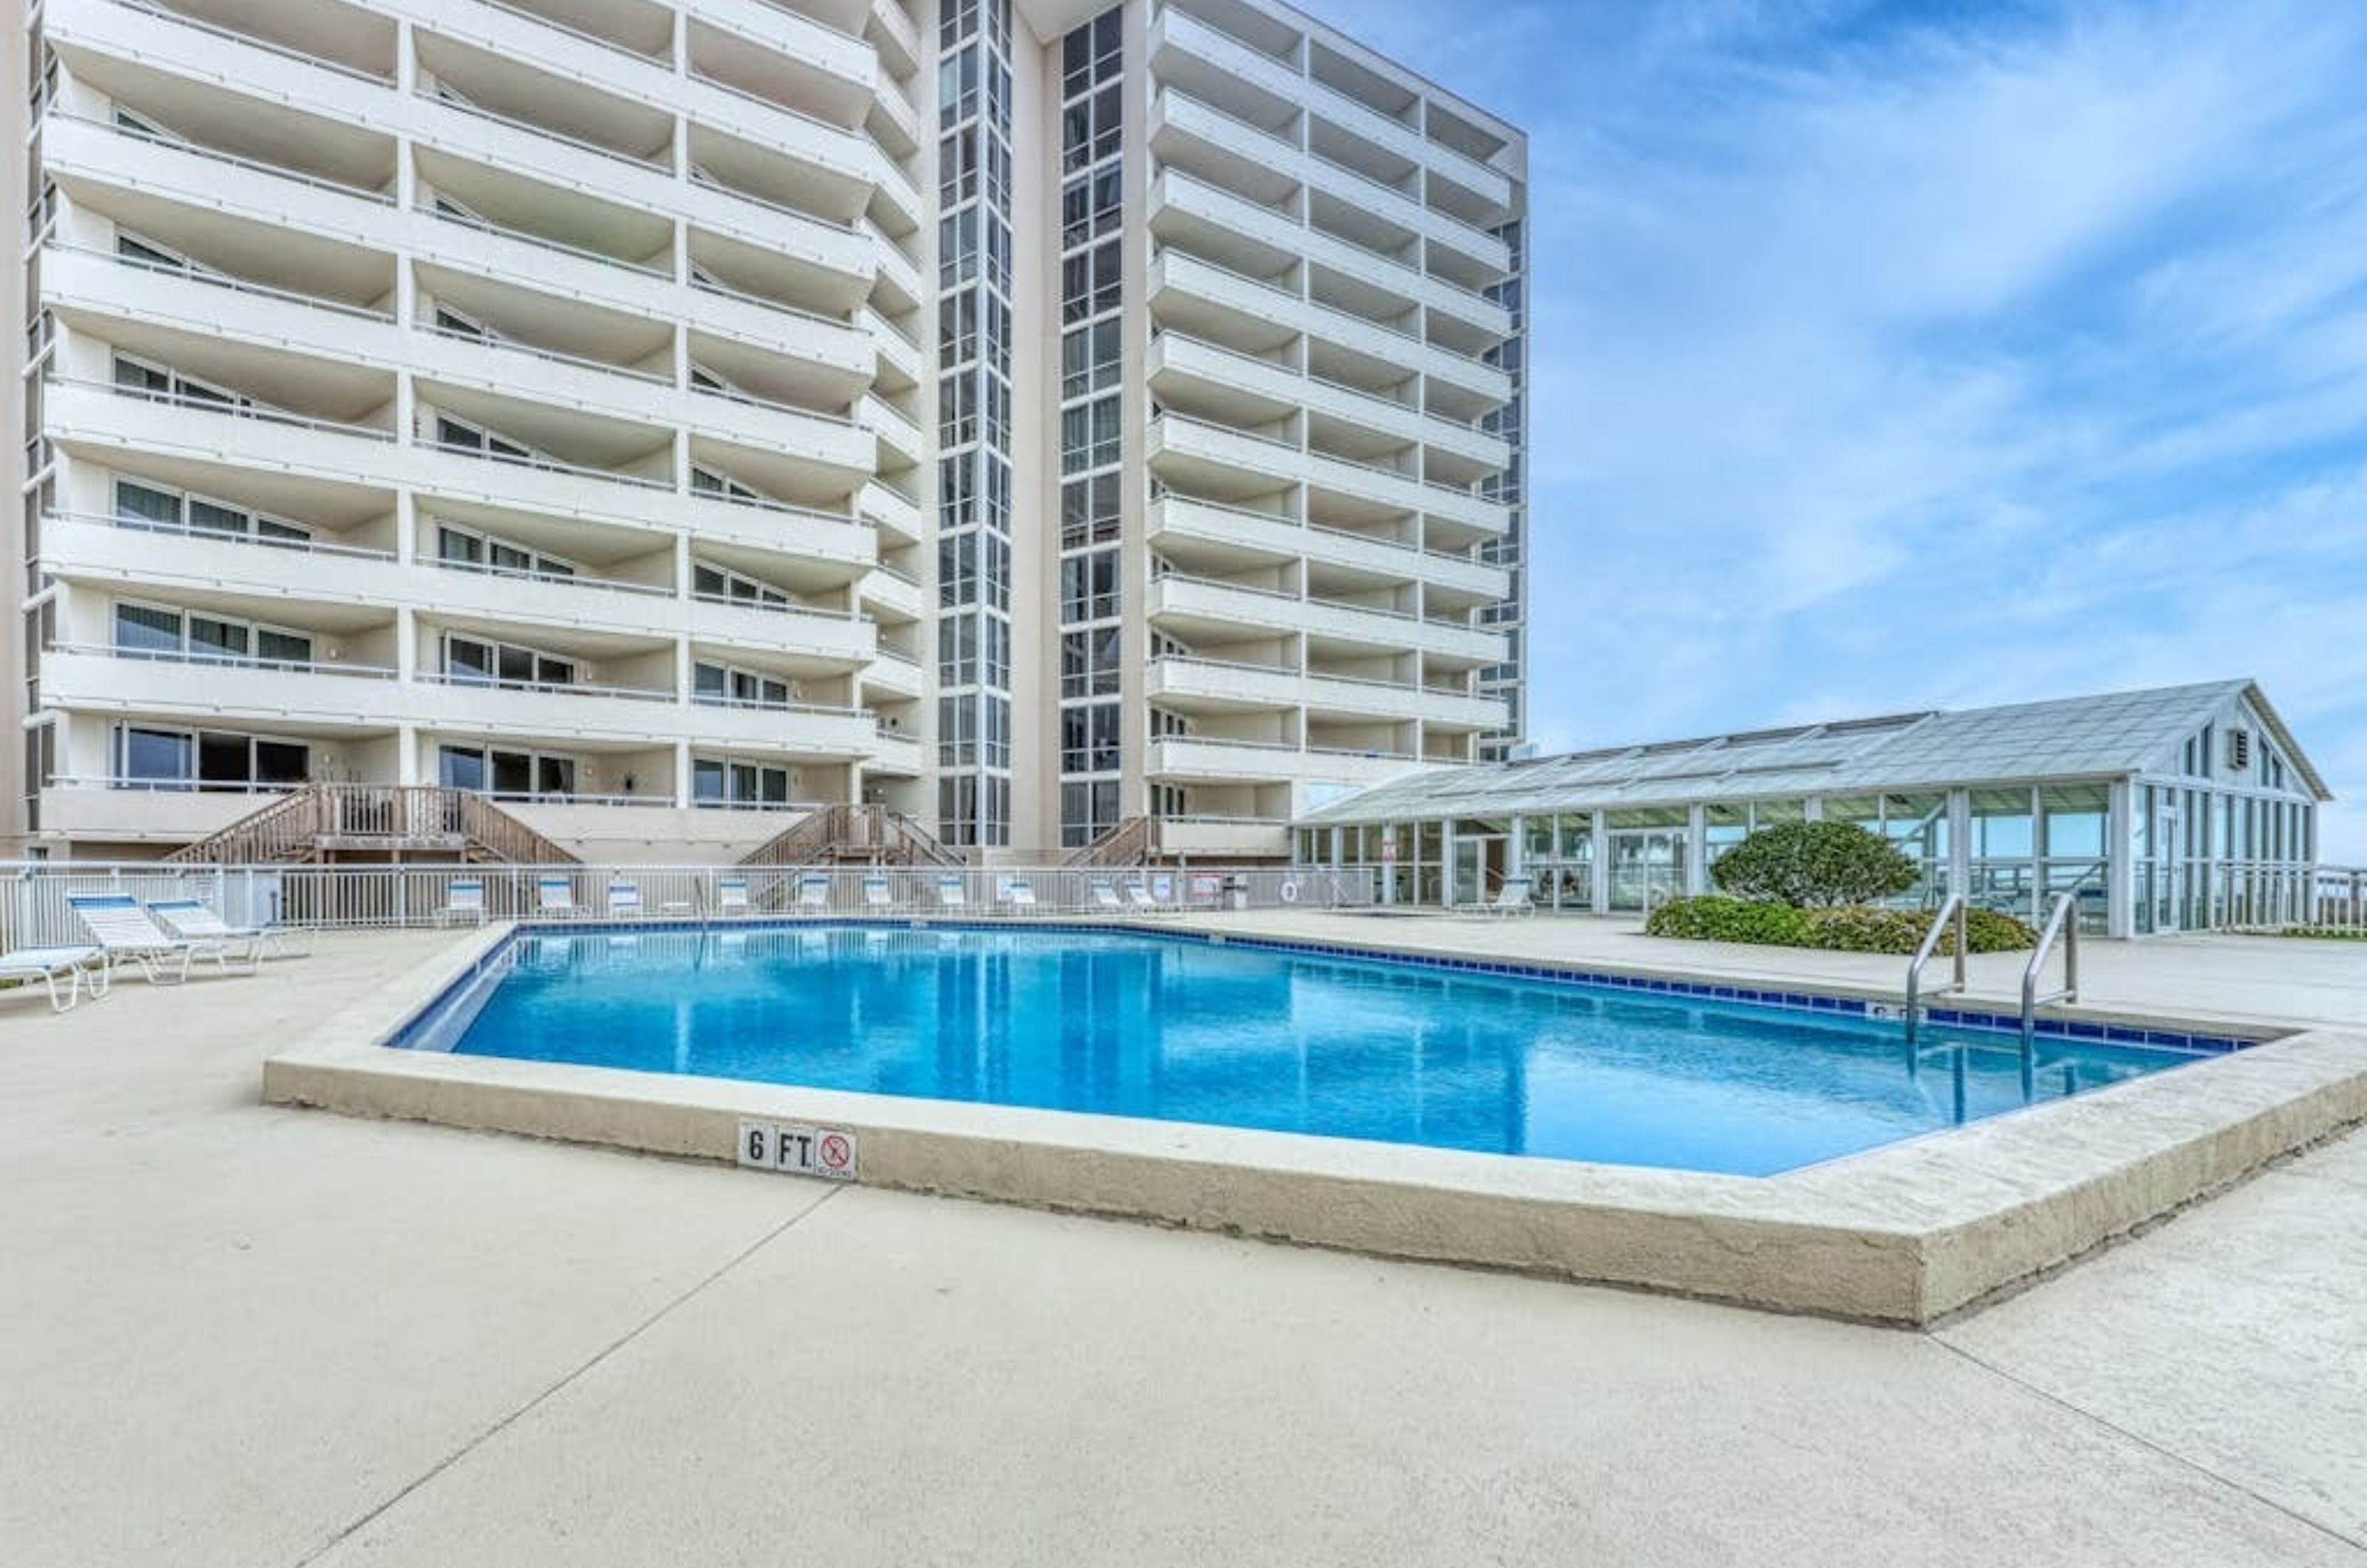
xmin=1644 ymin=895 xmax=1810 ymax=945
xmin=1647 ymin=896 xmax=2038 ymax=955
xmin=1709 ymin=821 xmax=1919 ymax=908
xmin=2281 ymin=927 xmax=2367 ymax=942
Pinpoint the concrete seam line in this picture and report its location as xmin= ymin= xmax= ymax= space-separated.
xmin=1929 ymin=1336 xmax=2367 ymax=1554
xmin=287 ymin=1185 xmax=847 ymax=1568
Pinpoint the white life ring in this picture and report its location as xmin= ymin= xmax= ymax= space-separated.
xmin=1278 ymin=879 xmax=1300 ymax=904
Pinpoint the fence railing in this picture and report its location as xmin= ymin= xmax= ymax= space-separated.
xmin=0 ymin=862 xmax=1380 ymax=951
xmin=2301 ymin=866 xmax=2366 ymax=933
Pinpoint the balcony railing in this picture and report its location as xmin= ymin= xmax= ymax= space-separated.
xmin=419 ymin=438 xmax=672 ymax=490
xmin=111 ymin=0 xmax=396 ymax=85
xmin=55 ymin=111 xmax=396 ymax=205
xmin=433 ymin=555 xmax=672 ymax=598
xmin=53 ymin=642 xmax=397 ymax=678
xmin=424 ymin=671 xmax=672 ymax=702
xmin=419 ymin=86 xmax=671 ymax=174
xmin=422 ymin=320 xmax=672 ymax=385
xmin=419 ymin=199 xmax=670 ymax=278
xmin=49 ymin=508 xmax=396 ymax=561
xmin=58 ymin=243 xmax=396 ymax=322
xmin=61 ymin=376 xmax=397 ymax=441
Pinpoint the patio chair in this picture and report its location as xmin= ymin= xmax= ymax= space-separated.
xmin=536 ymin=876 xmax=580 ymax=919
xmin=1482 ymin=876 xmax=1536 ymax=919
xmin=607 ymin=879 xmax=643 ymax=919
xmin=795 ymin=874 xmax=831 ymax=913
xmin=147 ymin=897 xmax=305 ymax=962
xmin=862 ymin=875 xmax=894 ymax=913
xmin=0 ymin=945 xmax=101 ymax=1012
xmin=439 ymin=878 xmax=487 ymax=926
xmin=1123 ymin=879 xmax=1181 ymax=917
xmin=67 ymin=893 xmax=246 ymax=987
xmin=1089 ymin=879 xmax=1124 ymax=913
xmin=715 ymin=876 xmax=752 ymax=916
xmin=1001 ymin=878 xmax=1039 ymax=913
xmin=936 ymin=875 xmax=967 ymax=911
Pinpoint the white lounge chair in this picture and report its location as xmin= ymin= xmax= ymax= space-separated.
xmin=537 ymin=876 xmax=580 ymax=919
xmin=936 ymin=876 xmax=967 ymax=911
xmin=0 ymin=945 xmax=100 ymax=1012
xmin=1089 ymin=879 xmax=1123 ymax=913
xmin=795 ymin=874 xmax=831 ymax=913
xmin=1123 ymin=879 xmax=1161 ymax=913
xmin=1002 ymin=878 xmax=1039 ymax=913
xmin=439 ymin=878 xmax=487 ymax=926
xmin=147 ymin=897 xmax=303 ymax=962
xmin=1481 ymin=876 xmax=1536 ymax=919
xmin=67 ymin=893 xmax=244 ymax=986
xmin=607 ymin=879 xmax=643 ymax=919
xmin=862 ymin=875 xmax=894 ymax=913
xmin=715 ymin=876 xmax=752 ymax=916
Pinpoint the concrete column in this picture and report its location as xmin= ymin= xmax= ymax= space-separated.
xmin=1948 ymin=788 xmax=1972 ymax=905
xmin=1684 ymin=804 xmax=1706 ymax=896
xmin=396 ymin=723 xmax=421 ymax=786
xmin=1590 ymin=814 xmax=1610 ymax=913
xmin=674 ymin=741 xmax=693 ymax=808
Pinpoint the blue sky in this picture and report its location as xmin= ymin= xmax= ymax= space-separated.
xmin=1289 ymin=0 xmax=2367 ymax=859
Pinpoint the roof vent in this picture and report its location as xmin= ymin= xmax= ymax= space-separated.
xmin=2227 ymin=728 xmax=2252 ymax=771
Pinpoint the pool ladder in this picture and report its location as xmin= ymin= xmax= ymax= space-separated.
xmin=1902 ymin=894 xmax=1967 ymax=1047
xmin=2021 ymin=892 xmax=2081 ymax=1055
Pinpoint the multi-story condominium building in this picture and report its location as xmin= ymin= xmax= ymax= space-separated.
xmin=4 ymin=0 xmax=1526 ymax=864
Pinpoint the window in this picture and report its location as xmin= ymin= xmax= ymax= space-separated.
xmin=1061 ymin=166 xmax=1123 ymax=250
xmin=1061 ymin=83 xmax=1121 ymax=172
xmin=1060 ymin=780 xmax=1122 ymax=848
xmin=1061 ymin=241 xmax=1121 ymax=324
xmin=112 ymin=354 xmax=246 ymax=412
xmin=433 ymin=304 xmax=490 ymax=341
xmin=436 ymin=524 xmax=573 ymax=581
xmin=1061 ymin=473 xmax=1121 ymax=549
xmin=1061 ymin=320 xmax=1121 ymax=400
xmin=693 ymin=756 xmax=794 ymax=807
xmin=1061 ymin=396 xmax=1121 ymax=475
xmin=433 ymin=416 xmax=530 ymax=463
xmin=112 ymin=601 xmax=312 ymax=667
xmin=1061 ymin=625 xmax=1121 ymax=697
xmin=1061 ymin=10 xmax=1124 ymax=99
xmin=114 ymin=725 xmax=309 ymax=791
xmin=1061 ymin=549 xmax=1121 ymax=624
xmin=690 ymin=464 xmax=763 ymax=504
xmin=442 ymin=635 xmax=576 ymax=689
xmin=692 ymin=561 xmax=789 ymax=607
xmin=439 ymin=744 xmax=578 ymax=799
xmin=693 ymin=661 xmax=791 ymax=709
xmin=1060 ymin=703 xmax=1121 ymax=774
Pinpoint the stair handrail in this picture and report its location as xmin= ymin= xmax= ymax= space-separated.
xmin=2019 ymin=891 xmax=2081 ymax=1057
xmin=1903 ymin=893 xmax=1968 ymax=1047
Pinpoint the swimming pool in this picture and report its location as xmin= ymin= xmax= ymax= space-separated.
xmin=404 ymin=924 xmax=2223 ymax=1177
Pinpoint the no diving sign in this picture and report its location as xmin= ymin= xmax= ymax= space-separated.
xmin=739 ymin=1120 xmax=858 ymax=1181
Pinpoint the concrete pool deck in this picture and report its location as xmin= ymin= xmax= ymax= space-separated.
xmin=257 ymin=913 xmax=2367 ymax=1326
xmin=3 ymin=925 xmax=2366 ymax=1566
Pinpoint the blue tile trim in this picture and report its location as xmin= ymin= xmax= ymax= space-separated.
xmin=381 ymin=918 xmax=2259 ymax=1058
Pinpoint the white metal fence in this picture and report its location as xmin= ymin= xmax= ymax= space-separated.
xmin=0 ymin=862 xmax=1380 ymax=953
xmin=2303 ymin=866 xmax=2366 ymax=934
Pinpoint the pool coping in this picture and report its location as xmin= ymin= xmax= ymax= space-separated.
xmin=262 ymin=919 xmax=2367 ymax=1326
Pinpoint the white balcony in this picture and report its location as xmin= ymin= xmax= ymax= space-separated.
xmin=1147 ymin=416 xmax=1508 ymax=539
xmin=1151 ymin=170 xmax=1511 ymax=342
xmin=862 ymin=729 xmax=925 ymax=776
xmin=859 ymin=478 xmax=922 ymax=544
xmin=1148 ymin=332 xmax=1510 ymax=470
xmin=41 ymin=245 xmax=405 ymax=375
xmin=861 ymin=650 xmax=922 ymax=699
xmin=858 ymin=567 xmax=924 ymax=623
xmin=1147 ymin=250 xmax=1511 ymax=408
xmin=51 ymin=0 xmax=401 ymax=141
xmin=1146 ymin=657 xmax=1506 ymax=731
xmin=36 ymin=781 xmax=308 ymax=845
xmin=1152 ymin=88 xmax=1510 ymax=277
xmin=691 ymin=598 xmax=875 ymax=667
xmin=1149 ymin=495 xmax=1507 ymax=601
xmin=1148 ymin=574 xmax=1503 ymax=665
xmin=1147 ymin=736 xmax=1424 ymax=789
xmin=1156 ymin=817 xmax=1293 ymax=859
xmin=39 ymin=646 xmax=402 ymax=728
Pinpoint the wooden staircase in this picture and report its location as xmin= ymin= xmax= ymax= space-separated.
xmin=163 ymin=785 xmax=579 ymax=865
xmin=739 ymin=804 xmax=964 ymax=868
xmin=1063 ymin=815 xmax=1156 ymax=868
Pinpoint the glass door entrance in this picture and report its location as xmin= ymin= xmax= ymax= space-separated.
xmin=1607 ymin=830 xmax=1685 ymax=913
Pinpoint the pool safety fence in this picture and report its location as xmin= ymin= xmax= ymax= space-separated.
xmin=0 ymin=862 xmax=1381 ymax=952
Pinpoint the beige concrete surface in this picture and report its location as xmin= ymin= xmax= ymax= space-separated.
xmin=1212 ymin=910 xmax=2367 ymax=1032
xmin=6 ymin=929 xmax=2367 ymax=1566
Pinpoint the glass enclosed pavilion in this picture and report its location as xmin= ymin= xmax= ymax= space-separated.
xmin=1291 ymin=680 xmax=2330 ymax=936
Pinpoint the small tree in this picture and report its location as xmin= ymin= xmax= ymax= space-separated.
xmin=1709 ymin=820 xmax=1918 ymax=908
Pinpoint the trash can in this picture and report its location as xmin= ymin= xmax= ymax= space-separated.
xmin=1222 ymin=874 xmax=1247 ymax=913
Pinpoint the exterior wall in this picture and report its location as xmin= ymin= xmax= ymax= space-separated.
xmin=2 ymin=10 xmax=27 ymax=855
xmin=9 ymin=0 xmax=1527 ymax=863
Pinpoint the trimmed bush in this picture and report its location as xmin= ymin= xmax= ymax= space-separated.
xmin=1709 ymin=821 xmax=1919 ymax=908
xmin=1644 ymin=895 xmax=1809 ymax=946
xmin=1647 ymin=896 xmax=2038 ymax=956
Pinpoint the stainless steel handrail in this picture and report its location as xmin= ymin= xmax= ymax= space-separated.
xmin=2021 ymin=892 xmax=2082 ymax=1056
xmin=1903 ymin=893 xmax=1968 ymax=1046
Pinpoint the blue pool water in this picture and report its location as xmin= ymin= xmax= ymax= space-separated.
xmin=419 ymin=925 xmax=2215 ymax=1176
